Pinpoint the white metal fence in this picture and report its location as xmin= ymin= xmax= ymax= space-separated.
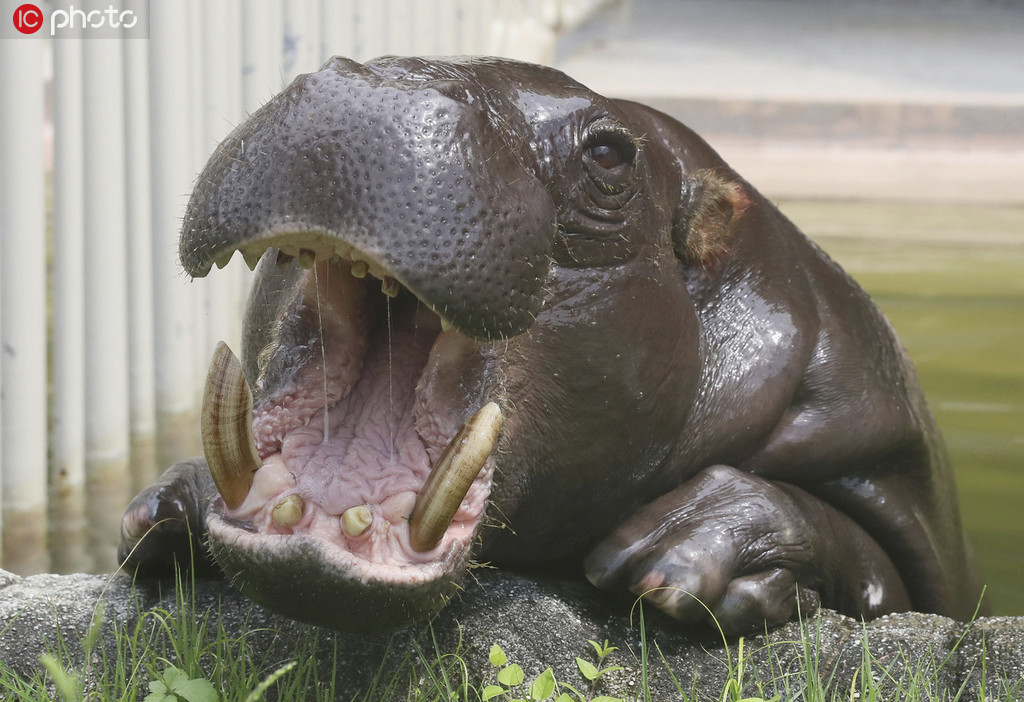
xmin=0 ymin=0 xmax=612 ymax=575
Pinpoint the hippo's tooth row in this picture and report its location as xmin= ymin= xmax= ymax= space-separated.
xmin=211 ymin=237 xmax=392 ymax=298
xmin=201 ymin=340 xmax=502 ymax=546
xmin=210 ymin=236 xmax=457 ymax=328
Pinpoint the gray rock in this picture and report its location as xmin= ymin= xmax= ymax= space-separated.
xmin=0 ymin=568 xmax=1020 ymax=700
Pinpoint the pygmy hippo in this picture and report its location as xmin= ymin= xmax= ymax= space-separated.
xmin=119 ymin=56 xmax=984 ymax=634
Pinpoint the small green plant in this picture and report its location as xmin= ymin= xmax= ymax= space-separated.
xmin=144 ymin=665 xmax=218 ymax=702
xmin=575 ymin=639 xmax=624 ymax=702
xmin=481 ymin=641 xmax=624 ymax=702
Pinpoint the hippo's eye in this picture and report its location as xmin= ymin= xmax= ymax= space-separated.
xmin=584 ymin=134 xmax=636 ymax=171
xmin=587 ymin=143 xmax=624 ymax=170
xmin=582 ymin=129 xmax=638 ymax=199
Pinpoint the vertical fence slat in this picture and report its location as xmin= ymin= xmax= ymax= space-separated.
xmin=50 ymin=37 xmax=90 ymax=573
xmin=124 ymin=30 xmax=158 ymax=494
xmin=387 ymin=0 xmax=413 ymax=55
xmin=203 ymin=0 xmax=247 ymax=368
xmin=281 ymin=0 xmax=321 ymax=84
xmin=82 ymin=37 xmax=132 ymax=573
xmin=456 ymin=0 xmax=485 ymax=55
xmin=437 ymin=0 xmax=458 ymax=55
xmin=320 ymin=0 xmax=355 ymax=62
xmin=188 ymin=0 xmax=212 ymax=401
xmin=0 ymin=34 xmax=49 ymax=575
xmin=413 ymin=0 xmax=440 ymax=55
xmin=354 ymin=0 xmax=386 ymax=61
xmin=243 ymin=0 xmax=285 ymax=113
xmin=150 ymin=3 xmax=202 ymax=471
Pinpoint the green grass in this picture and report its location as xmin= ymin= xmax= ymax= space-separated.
xmin=1 ymin=573 xmax=1020 ymax=701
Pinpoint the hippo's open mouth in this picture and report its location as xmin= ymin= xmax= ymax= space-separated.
xmin=195 ymin=234 xmax=505 ymax=627
xmin=174 ymin=56 xmax=560 ymax=628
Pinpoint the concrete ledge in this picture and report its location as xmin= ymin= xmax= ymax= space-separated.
xmin=636 ymin=96 xmax=1024 ymax=151
xmin=554 ymin=0 xmax=1024 ymax=205
xmin=1 ymin=569 xmax=1021 ymax=698
xmin=715 ymin=143 xmax=1024 ymax=204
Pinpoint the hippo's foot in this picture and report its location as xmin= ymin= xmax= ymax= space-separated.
xmin=583 ymin=465 xmax=912 ymax=634
xmin=118 ymin=459 xmax=221 ymax=578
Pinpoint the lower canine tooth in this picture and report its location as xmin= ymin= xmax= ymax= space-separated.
xmin=342 ymin=505 xmax=373 ymax=537
xmin=272 ymin=494 xmax=305 ymax=527
xmin=299 ymin=249 xmax=316 ymax=269
xmin=408 ymin=402 xmax=503 ymax=552
xmin=201 ymin=342 xmax=262 ymax=510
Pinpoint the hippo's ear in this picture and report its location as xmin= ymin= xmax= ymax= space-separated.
xmin=672 ymin=169 xmax=750 ymax=264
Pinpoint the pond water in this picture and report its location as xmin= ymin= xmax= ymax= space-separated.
xmin=781 ymin=199 xmax=1024 ymax=616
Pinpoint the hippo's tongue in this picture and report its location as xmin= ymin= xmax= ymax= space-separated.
xmin=200 ymin=340 xmax=502 ymax=558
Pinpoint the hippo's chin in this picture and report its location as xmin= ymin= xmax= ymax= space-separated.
xmin=199 ymin=244 xmax=502 ymax=631
xmin=205 ymin=503 xmax=478 ymax=631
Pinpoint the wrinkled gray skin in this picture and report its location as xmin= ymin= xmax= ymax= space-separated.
xmin=120 ymin=56 xmax=984 ymax=634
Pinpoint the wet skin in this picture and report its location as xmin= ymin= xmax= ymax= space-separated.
xmin=119 ymin=56 xmax=984 ymax=633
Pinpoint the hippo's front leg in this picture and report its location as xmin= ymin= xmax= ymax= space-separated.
xmin=118 ymin=459 xmax=220 ymax=577
xmin=584 ymin=465 xmax=911 ymax=633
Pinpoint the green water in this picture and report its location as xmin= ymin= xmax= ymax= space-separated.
xmin=780 ymin=200 xmax=1024 ymax=616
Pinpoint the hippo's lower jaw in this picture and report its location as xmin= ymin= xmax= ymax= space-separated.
xmin=198 ymin=235 xmax=504 ymax=631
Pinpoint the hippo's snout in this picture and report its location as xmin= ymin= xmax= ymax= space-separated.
xmin=181 ymin=56 xmax=557 ymax=341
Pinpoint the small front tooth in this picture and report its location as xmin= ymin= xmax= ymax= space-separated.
xmin=329 ymin=254 xmax=342 ymax=264
xmin=241 ymin=248 xmax=262 ymax=270
xmin=214 ymin=251 xmax=234 ymax=269
xmin=409 ymin=402 xmax=503 ymax=552
xmin=350 ymin=260 xmax=368 ymax=278
xmin=381 ymin=277 xmax=400 ymax=298
xmin=201 ymin=342 xmax=262 ymax=510
xmin=272 ymin=494 xmax=305 ymax=528
xmin=342 ymin=505 xmax=373 ymax=537
xmin=299 ymin=249 xmax=316 ymax=269
xmin=440 ymin=318 xmax=454 ymax=332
